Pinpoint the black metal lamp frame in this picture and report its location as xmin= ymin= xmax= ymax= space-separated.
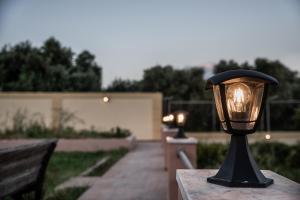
xmin=206 ymin=69 xmax=278 ymax=188
xmin=174 ymin=127 xmax=187 ymax=138
xmin=207 ymin=134 xmax=273 ymax=187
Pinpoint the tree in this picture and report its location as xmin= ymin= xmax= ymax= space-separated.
xmin=213 ymin=60 xmax=254 ymax=74
xmin=106 ymin=79 xmax=142 ymax=92
xmin=255 ymin=58 xmax=298 ymax=99
xmin=42 ymin=37 xmax=73 ymax=68
xmin=71 ymin=50 xmax=102 ymax=91
xmin=0 ymin=41 xmax=48 ymax=91
xmin=75 ymin=50 xmax=97 ymax=72
xmin=0 ymin=37 xmax=102 ymax=91
xmin=142 ymin=65 xmax=208 ymax=100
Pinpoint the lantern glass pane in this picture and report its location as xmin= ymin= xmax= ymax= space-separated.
xmin=224 ymin=79 xmax=264 ymax=130
xmin=213 ymin=85 xmax=225 ymax=122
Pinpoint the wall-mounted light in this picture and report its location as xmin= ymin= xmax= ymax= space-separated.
xmin=103 ymin=96 xmax=110 ymax=103
xmin=265 ymin=134 xmax=271 ymax=140
xmin=206 ymin=69 xmax=278 ymax=188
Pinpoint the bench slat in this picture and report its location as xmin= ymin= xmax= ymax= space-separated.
xmin=0 ymin=153 xmax=45 ymax=181
xmin=0 ymin=142 xmax=50 ymax=164
xmin=0 ymin=139 xmax=57 ymax=199
xmin=0 ymin=166 xmax=40 ymax=197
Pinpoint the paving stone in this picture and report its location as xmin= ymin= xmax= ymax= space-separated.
xmin=79 ymin=142 xmax=167 ymax=200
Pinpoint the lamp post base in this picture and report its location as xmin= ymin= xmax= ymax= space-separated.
xmin=207 ymin=176 xmax=273 ymax=188
xmin=207 ymin=134 xmax=274 ymax=188
xmin=174 ymin=127 xmax=187 ymax=139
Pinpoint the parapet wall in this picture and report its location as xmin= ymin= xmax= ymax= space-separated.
xmin=0 ymin=92 xmax=162 ymax=140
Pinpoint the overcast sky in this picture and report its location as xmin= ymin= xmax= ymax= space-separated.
xmin=0 ymin=0 xmax=299 ymax=86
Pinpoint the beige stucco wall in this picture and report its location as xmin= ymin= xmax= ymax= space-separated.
xmin=0 ymin=92 xmax=162 ymax=140
xmin=0 ymin=98 xmax=52 ymax=128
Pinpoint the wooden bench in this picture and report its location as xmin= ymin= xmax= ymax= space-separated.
xmin=0 ymin=139 xmax=57 ymax=200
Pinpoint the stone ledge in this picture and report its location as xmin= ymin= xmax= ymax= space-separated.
xmin=166 ymin=137 xmax=198 ymax=144
xmin=176 ymin=169 xmax=300 ymax=200
xmin=0 ymin=136 xmax=136 ymax=152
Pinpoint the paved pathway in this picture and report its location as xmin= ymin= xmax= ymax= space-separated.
xmin=79 ymin=142 xmax=167 ymax=200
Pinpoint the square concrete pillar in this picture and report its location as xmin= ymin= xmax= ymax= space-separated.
xmin=177 ymin=169 xmax=300 ymax=200
xmin=166 ymin=137 xmax=198 ymax=200
xmin=161 ymin=127 xmax=178 ymax=170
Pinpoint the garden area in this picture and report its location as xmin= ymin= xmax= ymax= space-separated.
xmin=197 ymin=142 xmax=300 ymax=183
xmin=0 ymin=109 xmax=131 ymax=139
xmin=0 ymin=125 xmax=131 ymax=139
xmin=0 ymin=110 xmax=132 ymax=200
xmin=5 ymin=148 xmax=128 ymax=200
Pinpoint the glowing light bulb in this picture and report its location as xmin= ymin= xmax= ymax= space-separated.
xmin=227 ymin=83 xmax=251 ymax=113
xmin=265 ymin=134 xmax=271 ymax=140
xmin=234 ymin=88 xmax=244 ymax=104
xmin=177 ymin=113 xmax=185 ymax=125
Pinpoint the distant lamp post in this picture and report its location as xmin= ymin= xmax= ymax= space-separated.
xmin=173 ymin=111 xmax=188 ymax=138
xmin=206 ymin=69 xmax=278 ymax=187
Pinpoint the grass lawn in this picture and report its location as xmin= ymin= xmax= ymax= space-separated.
xmin=42 ymin=148 xmax=127 ymax=200
xmin=87 ymin=148 xmax=128 ymax=176
xmin=45 ymin=187 xmax=88 ymax=200
xmin=46 ymin=151 xmax=106 ymax=195
xmin=4 ymin=150 xmax=125 ymax=200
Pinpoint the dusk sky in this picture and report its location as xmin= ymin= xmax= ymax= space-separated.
xmin=0 ymin=0 xmax=299 ymax=86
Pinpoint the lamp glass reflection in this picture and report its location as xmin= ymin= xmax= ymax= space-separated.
xmin=213 ymin=78 xmax=265 ymax=131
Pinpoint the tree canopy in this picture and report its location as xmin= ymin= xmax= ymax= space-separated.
xmin=107 ymin=59 xmax=300 ymax=101
xmin=0 ymin=37 xmax=102 ymax=91
xmin=107 ymin=65 xmax=210 ymax=100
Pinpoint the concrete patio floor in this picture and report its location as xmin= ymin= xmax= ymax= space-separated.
xmin=79 ymin=142 xmax=168 ymax=200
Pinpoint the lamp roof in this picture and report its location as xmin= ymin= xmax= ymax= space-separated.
xmin=206 ymin=69 xmax=279 ymax=89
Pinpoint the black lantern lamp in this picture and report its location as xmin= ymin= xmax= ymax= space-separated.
xmin=206 ymin=69 xmax=278 ymax=188
xmin=173 ymin=111 xmax=188 ymax=138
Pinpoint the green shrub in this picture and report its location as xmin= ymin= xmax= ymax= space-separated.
xmin=0 ymin=109 xmax=131 ymax=139
xmin=197 ymin=142 xmax=300 ymax=183
xmin=197 ymin=143 xmax=227 ymax=168
xmin=0 ymin=124 xmax=131 ymax=139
